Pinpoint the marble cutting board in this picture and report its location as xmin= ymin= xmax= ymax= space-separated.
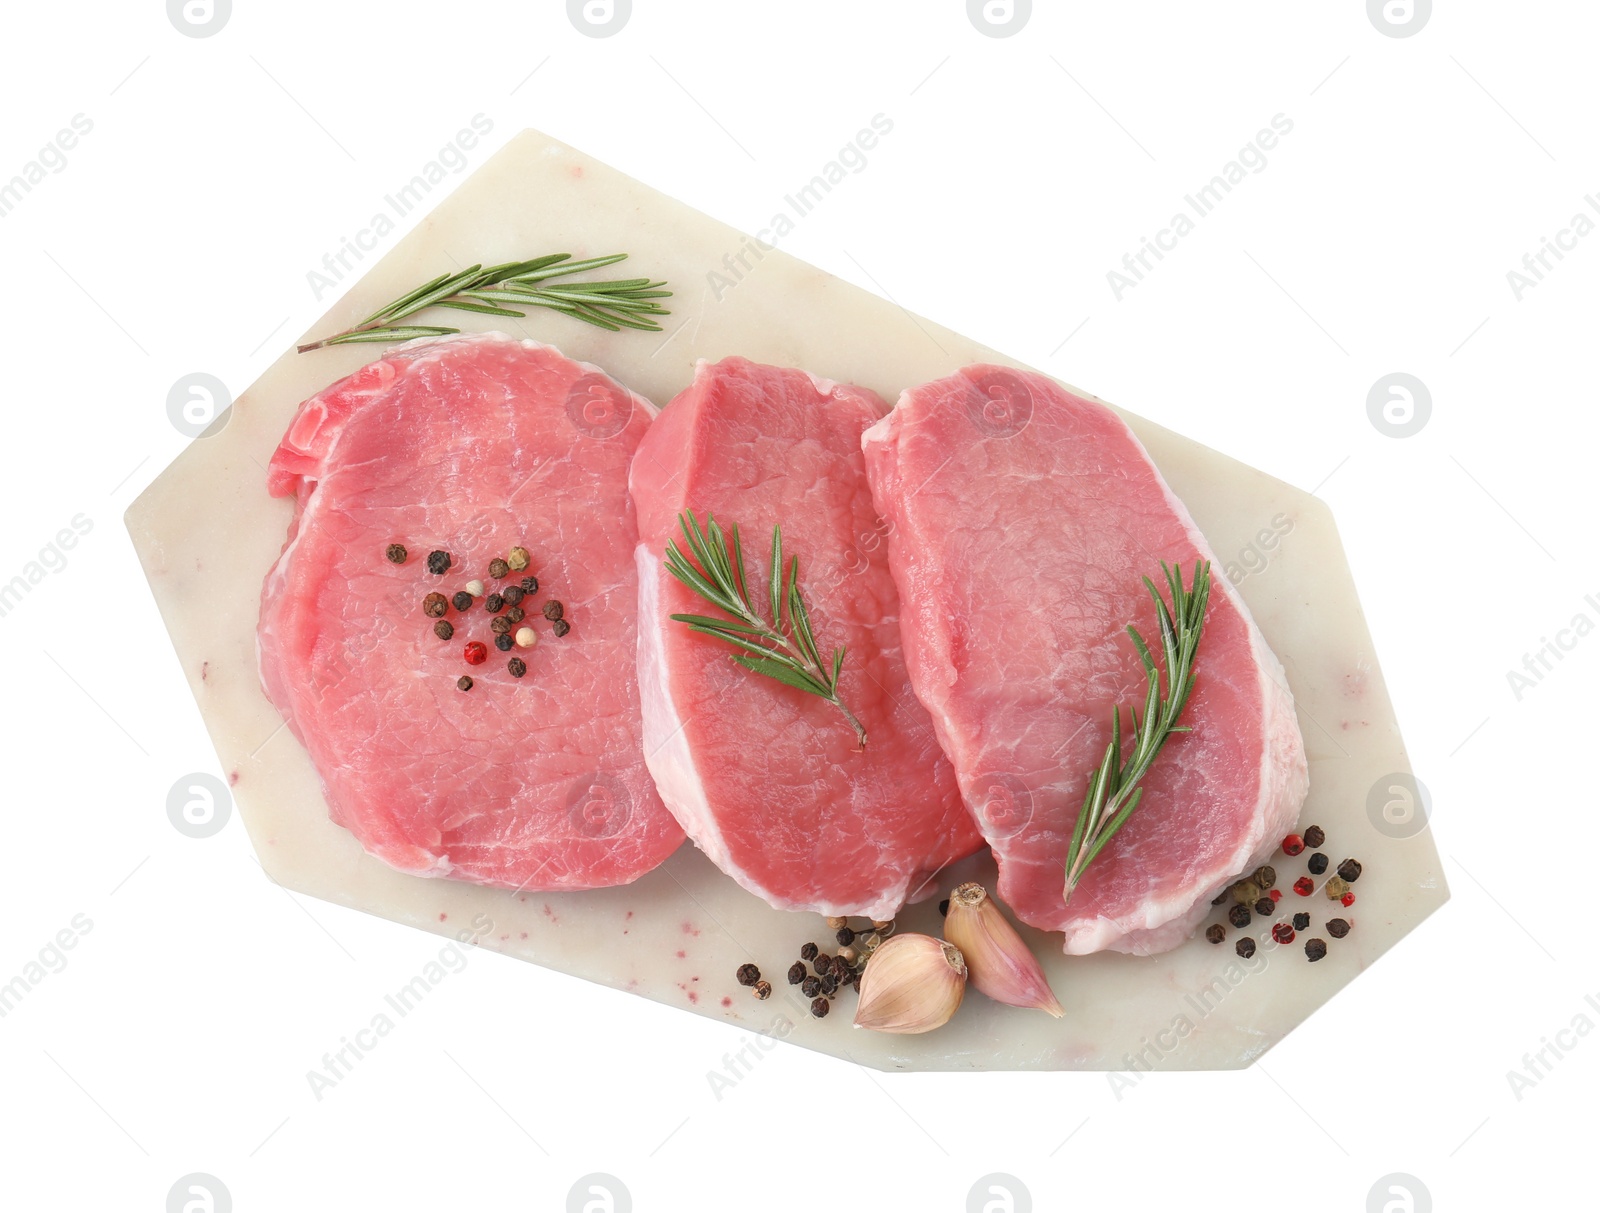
xmin=125 ymin=128 xmax=1448 ymax=1071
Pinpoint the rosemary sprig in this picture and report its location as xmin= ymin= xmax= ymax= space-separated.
xmin=664 ymin=511 xmax=867 ymax=750
xmin=296 ymin=253 xmax=671 ymax=351
xmin=1063 ymin=559 xmax=1212 ymax=901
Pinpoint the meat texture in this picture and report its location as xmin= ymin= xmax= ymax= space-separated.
xmin=259 ymin=332 xmax=683 ymax=890
xmin=629 ymin=357 xmax=981 ymax=919
xmin=861 ymin=366 xmax=1308 ymax=954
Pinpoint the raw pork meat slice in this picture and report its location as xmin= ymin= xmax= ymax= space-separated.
xmin=629 ymin=357 xmax=981 ymax=919
xmin=861 ymin=366 xmax=1308 ymax=954
xmin=259 ymin=332 xmax=683 ymax=890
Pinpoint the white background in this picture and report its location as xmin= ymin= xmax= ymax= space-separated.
xmin=0 ymin=2 xmax=1592 ymax=1210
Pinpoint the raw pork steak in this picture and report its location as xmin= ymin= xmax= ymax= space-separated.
xmin=629 ymin=357 xmax=981 ymax=919
xmin=259 ymin=332 xmax=683 ymax=890
xmin=862 ymin=366 xmax=1308 ymax=954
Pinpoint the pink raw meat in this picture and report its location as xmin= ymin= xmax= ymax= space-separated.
xmin=259 ymin=332 xmax=684 ymax=890
xmin=629 ymin=357 xmax=981 ymax=919
xmin=862 ymin=366 xmax=1308 ymax=954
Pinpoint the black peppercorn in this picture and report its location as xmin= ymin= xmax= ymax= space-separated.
xmin=836 ymin=927 xmax=855 ymax=946
xmin=385 ymin=543 xmax=407 ymax=564
xmin=423 ymin=593 xmax=448 ymax=619
xmin=1254 ymin=897 xmax=1274 ymax=916
xmin=508 ymin=658 xmax=527 ymax=678
xmin=488 ymin=558 xmax=510 ymax=580
xmin=1305 ymin=938 xmax=1328 ymax=962
xmin=753 ymin=980 xmax=772 ymax=1000
xmin=427 ymin=550 xmax=451 ymax=575
xmin=1303 ymin=825 xmax=1326 ymax=849
xmin=495 ymin=633 xmax=514 ymax=652
xmin=490 ymin=615 xmax=513 ymax=636
xmin=552 ymin=619 xmax=571 ymax=638
xmin=506 ymin=606 xmax=525 ymax=624
xmin=543 ymin=600 xmax=565 ymax=622
xmin=820 ymin=974 xmax=838 ymax=995
xmin=1252 ymin=865 xmax=1277 ymax=890
xmin=520 ymin=576 xmax=539 ymax=594
xmin=452 ymin=591 xmax=473 ymax=612
xmin=1236 ymin=937 xmax=1256 ymax=959
xmin=504 ymin=585 xmax=525 ymax=606
xmin=787 ymin=962 xmax=806 ymax=985
xmin=814 ymin=954 xmax=831 ymax=973
xmin=434 ymin=619 xmax=455 ymax=641
xmin=1292 ymin=912 xmax=1310 ymax=931
xmin=801 ymin=976 xmax=821 ymax=998
xmin=485 ymin=593 xmax=505 ymax=613
xmin=800 ymin=942 xmax=818 ymax=961
xmin=456 ymin=676 xmax=473 ymax=692
xmin=1206 ymin=923 xmax=1226 ymax=945
xmin=939 ymin=898 xmax=951 ymax=916
xmin=736 ymin=963 xmax=760 ymax=987
xmin=1327 ymin=918 xmax=1350 ymax=939
xmin=810 ymin=997 xmax=830 ymax=1018
xmin=1307 ymin=852 xmax=1329 ymax=876
xmin=1337 ymin=858 xmax=1362 ymax=883
xmin=1228 ymin=904 xmax=1252 ymax=929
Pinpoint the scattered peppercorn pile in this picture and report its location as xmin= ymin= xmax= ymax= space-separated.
xmin=1204 ymin=823 xmax=1364 ymax=963
xmin=386 ymin=542 xmax=574 ymax=691
xmin=733 ymin=914 xmax=899 ymax=1018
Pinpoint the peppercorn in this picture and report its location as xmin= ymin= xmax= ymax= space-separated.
xmin=488 ymin=558 xmax=510 ymax=580
xmin=836 ymin=926 xmax=855 ymax=946
xmin=1293 ymin=876 xmax=1314 ymax=897
xmin=506 ymin=606 xmax=525 ymax=624
xmin=1327 ymin=918 xmax=1351 ymax=939
xmin=508 ymin=658 xmax=527 ymax=678
xmin=515 ymin=627 xmax=538 ymax=649
xmin=507 ymin=546 xmax=530 ymax=572
xmin=490 ymin=615 xmax=513 ymax=636
xmin=1292 ymin=912 xmax=1310 ymax=931
xmin=485 ymin=593 xmax=505 ymax=613
xmin=1337 ymin=858 xmax=1362 ymax=883
xmin=543 ymin=600 xmax=565 ymax=622
xmin=1282 ymin=833 xmax=1305 ymax=856
xmin=862 ymin=933 xmax=882 ymax=950
xmin=520 ymin=576 xmax=539 ymax=594
xmin=452 ymin=591 xmax=473 ymax=612
xmin=1252 ymin=896 xmax=1273 ymax=916
xmin=1228 ymin=904 xmax=1252 ymax=929
xmin=463 ymin=642 xmax=488 ymax=666
xmin=552 ymin=619 xmax=571 ymax=638
xmin=787 ymin=962 xmax=806 ymax=985
xmin=871 ymin=920 xmax=894 ymax=930
xmin=800 ymin=942 xmax=818 ymax=961
xmin=939 ymin=898 xmax=951 ymax=916
xmin=385 ymin=543 xmax=407 ymax=564
xmin=1272 ymin=922 xmax=1295 ymax=944
xmin=810 ymin=997 xmax=830 ymax=1018
xmin=814 ymin=954 xmax=832 ymax=973
xmin=434 ymin=620 xmax=455 ymax=641
xmin=1304 ymin=938 xmax=1328 ymax=962
xmin=1341 ymin=892 xmax=1356 ymax=907
xmin=1212 ymin=891 xmax=1227 ymax=906
xmin=1307 ymin=852 xmax=1329 ymax=876
xmin=495 ymin=633 xmax=514 ymax=652
xmin=820 ymin=974 xmax=838 ymax=995
xmin=1303 ymin=825 xmax=1326 ymax=849
xmin=1236 ymin=937 xmax=1256 ymax=959
xmin=736 ymin=963 xmax=760 ymax=987
xmin=1252 ymin=865 xmax=1277 ymax=890
xmin=1325 ymin=875 xmax=1350 ymax=901
xmin=503 ymin=585 xmax=525 ymax=606
xmin=464 ymin=580 xmax=485 ymax=598
xmin=456 ymin=676 xmax=473 ymax=692
xmin=1231 ymin=880 xmax=1261 ymax=905
xmin=801 ymin=976 xmax=821 ymax=998
xmin=837 ymin=946 xmax=857 ymax=964
xmin=1206 ymin=923 xmax=1226 ymax=945
xmin=753 ymin=980 xmax=772 ymax=1000
xmin=423 ymin=593 xmax=449 ymax=619
xmin=427 ymin=550 xmax=451 ymax=575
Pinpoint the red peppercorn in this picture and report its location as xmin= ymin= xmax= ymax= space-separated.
xmin=1341 ymin=892 xmax=1356 ymax=907
xmin=1272 ymin=922 xmax=1295 ymax=944
xmin=463 ymin=642 xmax=488 ymax=666
xmin=1269 ymin=889 xmax=1282 ymax=903
xmin=1293 ymin=876 xmax=1314 ymax=897
xmin=1282 ymin=833 xmax=1305 ymax=856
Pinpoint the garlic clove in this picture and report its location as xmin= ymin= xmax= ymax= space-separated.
xmin=943 ymin=882 xmax=1064 ymax=1018
xmin=852 ymin=933 xmax=966 ymax=1034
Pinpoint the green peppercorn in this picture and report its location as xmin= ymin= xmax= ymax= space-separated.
xmin=1303 ymin=825 xmax=1326 ymax=849
xmin=385 ymin=543 xmax=407 ymax=564
xmin=810 ymin=997 xmax=830 ymax=1018
xmin=1252 ymin=865 xmax=1277 ymax=890
xmin=427 ymin=550 xmax=451 ymax=575
xmin=1325 ymin=876 xmax=1350 ymax=901
xmin=495 ymin=633 xmax=514 ymax=652
xmin=1235 ymin=937 xmax=1256 ymax=959
xmin=1305 ymin=938 xmax=1328 ymax=962
xmin=508 ymin=657 xmax=527 ymax=678
xmin=485 ymin=593 xmax=505 ymax=613
xmin=1206 ymin=923 xmax=1226 ymax=945
xmin=456 ymin=676 xmax=473 ymax=692
xmin=452 ymin=591 xmax=473 ymax=612
xmin=1308 ymin=852 xmax=1329 ymax=876
xmin=423 ymin=593 xmax=449 ymax=619
xmin=1228 ymin=904 xmax=1252 ymax=929
xmin=1231 ymin=880 xmax=1262 ymax=905
xmin=787 ymin=961 xmax=806 ymax=985
xmin=736 ymin=963 xmax=760 ymax=987
xmin=507 ymin=546 xmax=530 ymax=571
xmin=1327 ymin=918 xmax=1350 ymax=939
xmin=434 ymin=619 xmax=455 ymax=641
xmin=552 ymin=619 xmax=571 ymax=638
xmin=543 ymin=600 xmax=565 ymax=622
xmin=488 ymin=558 xmax=510 ymax=580
xmin=1337 ymin=858 xmax=1362 ymax=883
